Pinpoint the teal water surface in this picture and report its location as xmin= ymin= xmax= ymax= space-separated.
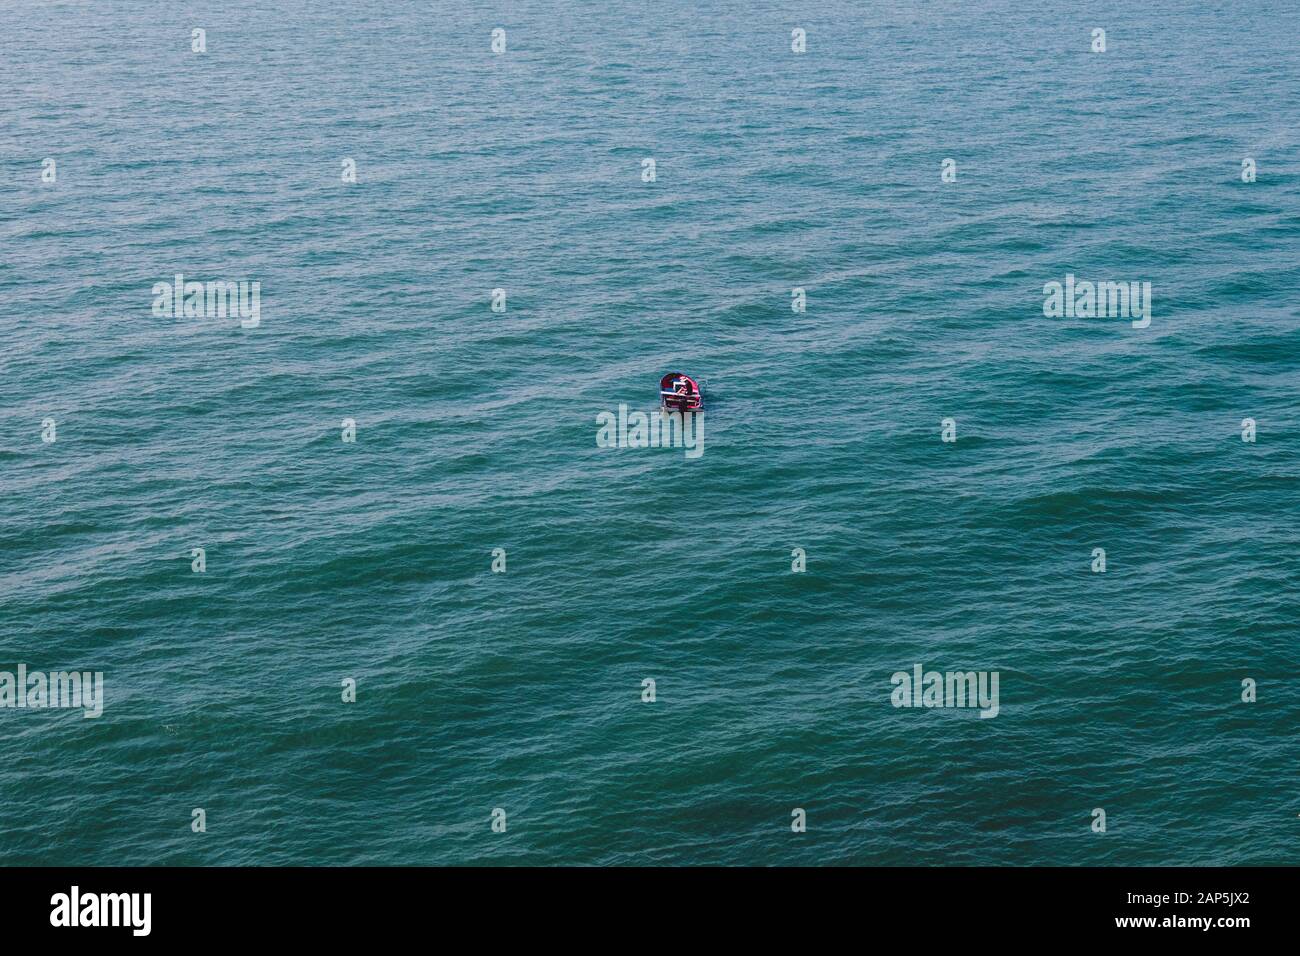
xmin=1 ymin=0 xmax=1298 ymax=865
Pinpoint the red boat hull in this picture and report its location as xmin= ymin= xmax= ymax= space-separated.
xmin=659 ymin=372 xmax=703 ymax=411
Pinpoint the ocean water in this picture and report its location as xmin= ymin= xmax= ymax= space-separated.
xmin=2 ymin=0 xmax=1298 ymax=866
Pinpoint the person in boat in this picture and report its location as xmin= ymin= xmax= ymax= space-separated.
xmin=673 ymin=377 xmax=693 ymax=410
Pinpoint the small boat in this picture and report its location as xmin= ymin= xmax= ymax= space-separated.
xmin=660 ymin=372 xmax=703 ymax=412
